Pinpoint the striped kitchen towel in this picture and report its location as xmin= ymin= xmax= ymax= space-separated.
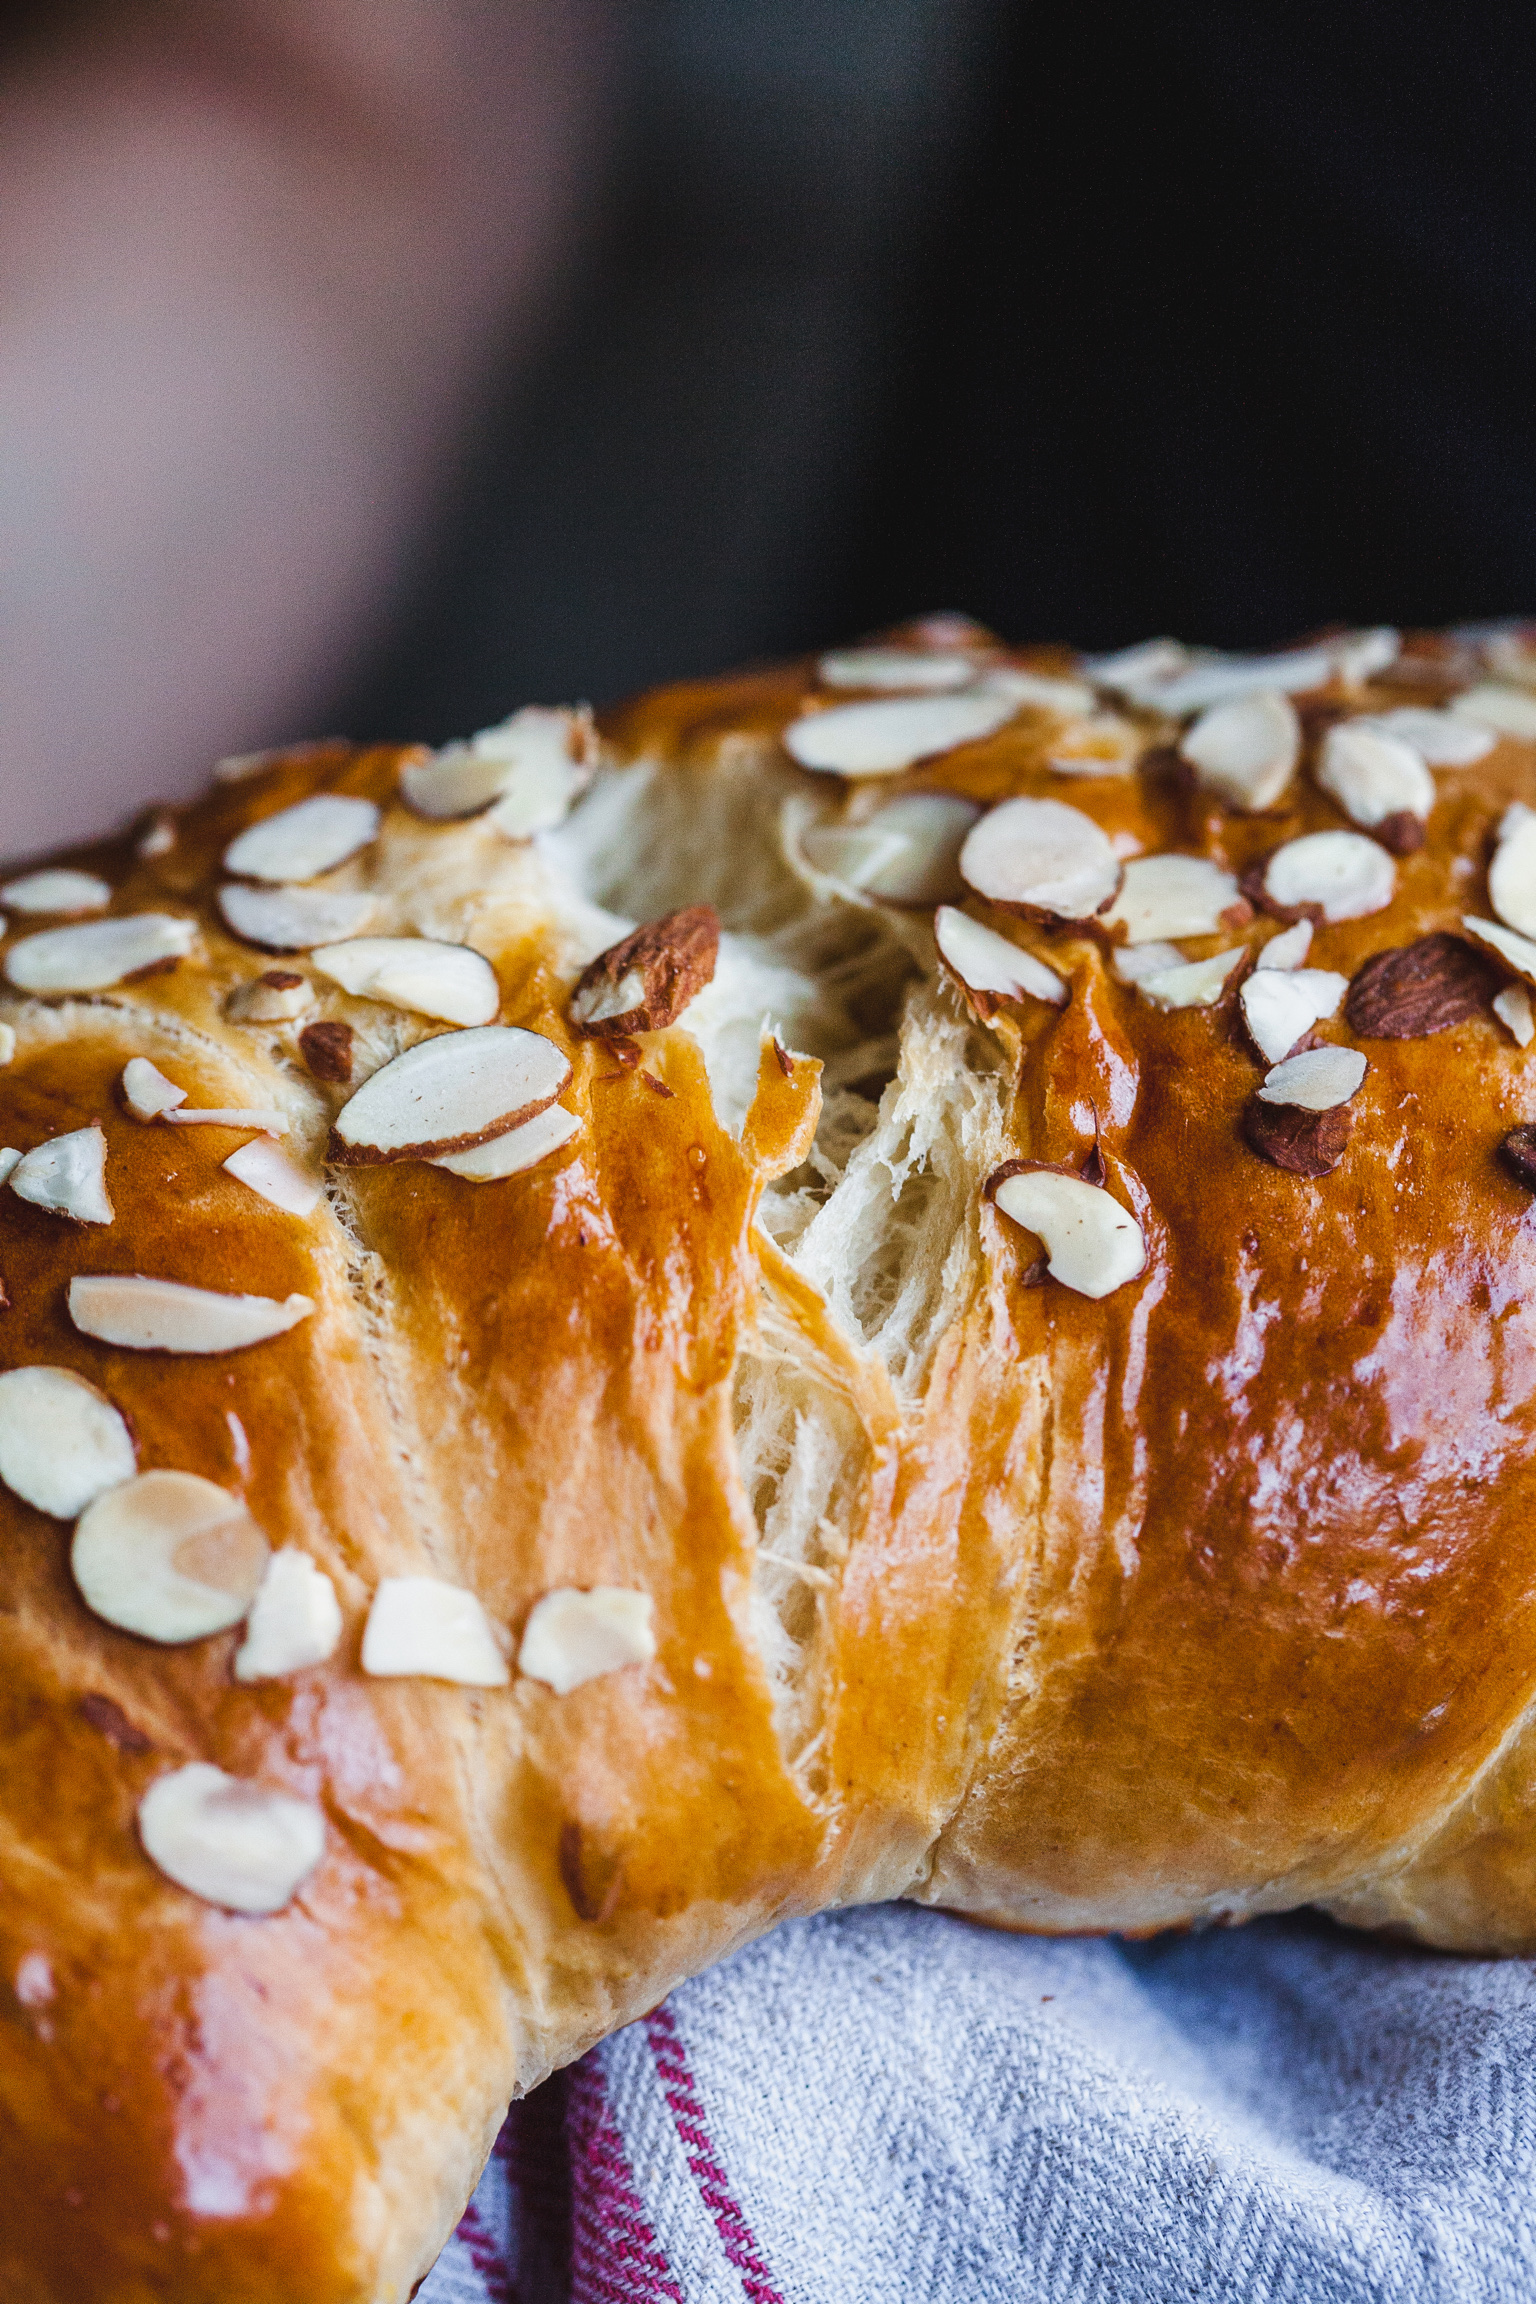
xmin=422 ymin=1901 xmax=1536 ymax=2303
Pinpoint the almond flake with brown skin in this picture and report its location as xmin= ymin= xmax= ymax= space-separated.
xmin=223 ymin=794 xmax=380 ymax=885
xmin=1102 ymin=853 xmax=1240 ymax=945
xmin=1344 ymin=933 xmax=1497 ymax=1038
xmin=1255 ymin=919 xmax=1314 ymax=971
xmin=933 ymin=907 xmax=1069 ymax=1007
xmin=1 ymin=869 xmax=112 ymax=916
xmin=1316 ymin=722 xmax=1435 ymax=839
xmin=121 ymin=1057 xmax=187 ymax=1120
xmin=1239 ymin=968 xmax=1348 ymax=1064
xmin=138 ymin=1764 xmax=325 ymax=1913
xmin=299 ymin=1021 xmax=354 ymax=1084
xmin=958 ymin=796 xmax=1121 ymax=922
xmin=1136 ymin=949 xmax=1246 ymax=1011
xmin=309 ymin=937 xmax=500 ymax=1028
xmin=1262 ymin=831 xmax=1395 ymax=923
xmin=68 ymin=1275 xmax=315 ymax=1354
xmin=987 ymin=1161 xmax=1146 ymax=1298
xmin=1488 ymin=802 xmax=1536 ymax=941
xmin=330 ymin=1023 xmax=571 ymax=1165
xmin=1461 ymin=914 xmax=1536 ymax=987
xmin=802 ymin=794 xmax=980 ymax=904
xmin=10 ymin=1126 xmax=113 ymax=1224
xmin=0 ymin=1366 xmax=136 ymax=1517
xmin=1494 ymin=984 xmax=1536 ymax=1047
xmin=783 ymin=690 xmax=1018 ymax=777
xmin=432 ymin=1104 xmax=580 ymax=1181
xmin=5 ymin=913 xmax=197 ymax=994
xmin=73 ymin=1470 xmax=270 ymax=1643
xmin=1179 ymin=689 xmax=1299 ymax=810
xmin=218 ymin=884 xmax=375 ymax=954
xmin=227 ymin=971 xmax=314 ymax=1023
xmin=570 ymin=906 xmax=720 ymax=1038
xmin=223 ymin=1139 xmax=324 ymax=1216
xmin=817 ymin=646 xmax=976 ymax=693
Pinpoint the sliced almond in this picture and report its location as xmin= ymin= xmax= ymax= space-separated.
xmin=933 ymin=907 xmax=1069 ymax=1005
xmin=361 ymin=1575 xmax=510 ymax=1686
xmin=570 ymin=906 xmax=719 ymax=1037
xmin=1345 ymin=934 xmax=1495 ymax=1039
xmin=1451 ymin=683 xmax=1536 ymax=741
xmin=329 ymin=1022 xmax=571 ymax=1165
xmin=803 ymin=794 xmax=980 ymax=904
xmin=1111 ymin=941 xmax=1183 ymax=985
xmin=1489 ymin=802 xmax=1536 ymax=940
xmin=1178 ymin=689 xmax=1299 ymax=810
xmin=1364 ymin=707 xmax=1496 ymax=767
xmin=1262 ymin=831 xmax=1395 ymax=923
xmin=1462 ymin=913 xmax=1536 ymax=987
xmin=310 ymin=936 xmax=501 ymax=1027
xmin=782 ymin=690 xmax=1017 ymax=777
xmin=218 ymin=884 xmax=375 ymax=953
xmin=10 ymin=1126 xmax=113 ymax=1224
xmin=400 ymin=706 xmax=592 ymax=829
xmin=1316 ymin=722 xmax=1434 ymax=838
xmin=989 ymin=1164 xmax=1146 ymax=1298
xmin=1136 ymin=948 xmax=1246 ymax=1011
xmin=958 ymin=796 xmax=1121 ymax=921
xmin=1102 ymin=853 xmax=1240 ymax=945
xmin=138 ymin=1763 xmax=325 ymax=1913
xmin=1257 ymin=1045 xmax=1366 ymax=1110
xmin=1240 ymin=967 xmax=1348 ymax=1063
xmin=1043 ymin=711 xmax=1142 ymax=777
xmin=1083 ymin=637 xmax=1192 ymax=699
xmin=227 ymin=970 xmax=314 ymax=1023
xmin=1255 ymin=919 xmax=1313 ymax=971
xmin=1 ymin=869 xmax=112 ymax=916
xmin=121 ymin=1057 xmax=186 ymax=1120
xmin=167 ymin=1105 xmax=288 ymax=1134
xmin=432 ymin=1103 xmax=580 ymax=1180
xmin=817 ymin=646 xmax=975 ymax=692
xmin=0 ymin=1148 xmax=17 ymax=1184
xmin=5 ymin=913 xmax=197 ymax=994
xmin=234 ymin=1547 xmax=343 ymax=1681
xmin=0 ymin=1366 xmax=136 ymax=1518
xmin=73 ymin=1469 xmax=270 ymax=1642
xmin=0 ymin=1026 xmax=12 ymax=1064
xmin=975 ymin=667 xmax=1097 ymax=718
xmin=69 ymin=1275 xmax=315 ymax=1354
xmin=223 ymin=1139 xmax=323 ymax=1215
xmin=1494 ymin=983 xmax=1535 ymax=1047
xmin=518 ymin=1586 xmax=657 ymax=1694
xmin=223 ymin=794 xmax=379 ymax=884
xmin=1146 ymin=631 xmax=1395 ymax=717
xmin=136 ymin=811 xmax=177 ymax=860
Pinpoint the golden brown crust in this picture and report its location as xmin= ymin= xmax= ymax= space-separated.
xmin=8 ymin=629 xmax=1536 ymax=2296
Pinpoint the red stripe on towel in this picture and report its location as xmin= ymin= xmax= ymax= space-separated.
xmin=568 ymin=2048 xmax=685 ymax=2303
xmin=645 ymin=2003 xmax=785 ymax=2304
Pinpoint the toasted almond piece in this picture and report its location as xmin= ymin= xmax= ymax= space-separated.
xmin=803 ymin=794 xmax=981 ymax=904
xmin=1316 ymin=722 xmax=1435 ymax=835
xmin=1146 ymin=644 xmax=1335 ymax=716
xmin=1257 ymin=1045 xmax=1366 ymax=1110
xmin=1495 ymin=983 xmax=1535 ymax=1047
xmin=4 ymin=912 xmax=196 ymax=994
xmin=299 ymin=1021 xmax=354 ymax=1084
xmin=1244 ymin=1098 xmax=1352 ymax=1177
xmin=1240 ymin=967 xmax=1348 ymax=1063
xmin=1489 ymin=801 xmax=1536 ymax=940
xmin=782 ymin=690 xmax=1017 ymax=777
xmin=0 ymin=1366 xmax=136 ymax=1517
xmin=432 ymin=1103 xmax=580 ymax=1180
xmin=1451 ymin=683 xmax=1536 ymax=740
xmin=1363 ymin=707 xmax=1496 ymax=767
xmin=1102 ymin=853 xmax=1240 ymax=945
xmin=310 ymin=936 xmax=501 ymax=1027
xmin=1462 ymin=913 xmax=1536 ymax=987
xmin=73 ymin=1470 xmax=269 ymax=1643
xmin=223 ymin=794 xmax=379 ymax=884
xmin=1 ymin=869 xmax=112 ymax=916
xmin=10 ymin=1126 xmax=112 ymax=1224
xmin=361 ymin=1575 xmax=510 ymax=1685
xmin=1043 ymin=711 xmax=1142 ymax=777
xmin=400 ymin=706 xmax=592 ymax=829
xmin=138 ymin=1763 xmax=324 ymax=1913
xmin=1083 ymin=637 xmax=1192 ymax=697
xmin=975 ymin=666 xmax=1097 ymax=717
xmin=121 ymin=1057 xmax=187 ymax=1120
xmin=1335 ymin=627 xmax=1402 ymax=684
xmin=958 ymin=796 xmax=1121 ymax=921
xmin=1137 ymin=948 xmax=1246 ymax=1011
xmin=1345 ymin=933 xmax=1496 ymax=1039
xmin=989 ymin=1165 xmax=1146 ymax=1298
xmin=234 ymin=1547 xmax=343 ymax=1681
xmin=518 ymin=1586 xmax=657 ymax=1694
xmin=1503 ymin=1124 xmax=1536 ymax=1185
xmin=166 ymin=1105 xmax=288 ymax=1134
xmin=1111 ymin=940 xmax=1183 ymax=985
xmin=218 ymin=883 xmax=375 ymax=953
xmin=227 ymin=970 xmax=314 ymax=1023
xmin=330 ymin=1023 xmax=570 ymax=1164
xmin=570 ymin=906 xmax=719 ymax=1037
xmin=223 ymin=1138 xmax=324 ymax=1215
xmin=69 ymin=1274 xmax=314 ymax=1353
xmin=1255 ymin=919 xmax=1314 ymax=971
xmin=818 ymin=646 xmax=976 ymax=692
xmin=1262 ymin=831 xmax=1395 ymax=923
xmin=933 ymin=907 xmax=1069 ymax=1005
xmin=1179 ymin=689 xmax=1299 ymax=810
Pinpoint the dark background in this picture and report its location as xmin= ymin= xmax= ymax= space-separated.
xmin=4 ymin=0 xmax=1535 ymax=850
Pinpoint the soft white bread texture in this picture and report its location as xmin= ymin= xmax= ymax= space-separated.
xmin=7 ymin=620 xmax=1536 ymax=2300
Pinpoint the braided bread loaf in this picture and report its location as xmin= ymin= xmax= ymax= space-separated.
xmin=6 ymin=618 xmax=1536 ymax=2300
